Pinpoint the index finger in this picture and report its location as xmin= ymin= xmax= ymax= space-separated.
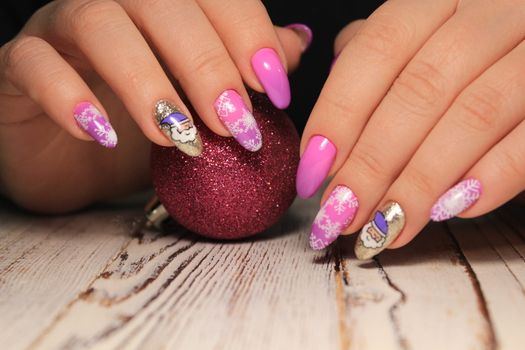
xmin=297 ymin=0 xmax=457 ymax=199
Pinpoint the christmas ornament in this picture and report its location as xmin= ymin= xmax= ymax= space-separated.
xmin=149 ymin=92 xmax=300 ymax=239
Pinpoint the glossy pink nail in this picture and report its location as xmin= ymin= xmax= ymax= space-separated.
xmin=430 ymin=178 xmax=482 ymax=222
xmin=251 ymin=48 xmax=291 ymax=109
xmin=214 ymin=90 xmax=262 ymax=152
xmin=285 ymin=23 xmax=313 ymax=52
xmin=296 ymin=136 xmax=336 ymax=199
xmin=73 ymin=102 xmax=117 ymax=148
xmin=310 ymin=185 xmax=359 ymax=250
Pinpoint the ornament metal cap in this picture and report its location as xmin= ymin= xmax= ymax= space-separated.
xmin=144 ymin=196 xmax=169 ymax=229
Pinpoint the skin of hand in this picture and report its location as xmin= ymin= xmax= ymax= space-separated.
xmin=300 ymin=0 xmax=525 ymax=257
xmin=0 ymin=0 xmax=307 ymax=213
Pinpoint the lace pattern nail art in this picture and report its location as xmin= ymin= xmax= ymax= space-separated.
xmin=215 ymin=90 xmax=262 ymax=152
xmin=310 ymin=185 xmax=359 ymax=250
xmin=430 ymin=178 xmax=482 ymax=222
xmin=74 ymin=102 xmax=117 ymax=148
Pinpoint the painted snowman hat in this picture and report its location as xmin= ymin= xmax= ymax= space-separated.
xmin=161 ymin=112 xmax=190 ymax=126
xmin=371 ymin=211 xmax=388 ymax=237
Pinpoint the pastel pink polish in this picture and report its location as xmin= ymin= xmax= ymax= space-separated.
xmin=310 ymin=185 xmax=359 ymax=250
xmin=214 ymin=90 xmax=262 ymax=152
xmin=296 ymin=136 xmax=337 ymax=199
xmin=251 ymin=48 xmax=291 ymax=109
xmin=430 ymin=178 xmax=482 ymax=222
xmin=285 ymin=23 xmax=313 ymax=52
xmin=73 ymin=102 xmax=117 ymax=148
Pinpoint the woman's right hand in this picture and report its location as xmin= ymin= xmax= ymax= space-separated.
xmin=0 ymin=0 xmax=308 ymax=212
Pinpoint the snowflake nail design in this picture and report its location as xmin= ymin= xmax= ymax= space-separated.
xmin=430 ymin=178 xmax=482 ymax=222
xmin=73 ymin=102 xmax=117 ymax=148
xmin=310 ymin=185 xmax=359 ymax=250
xmin=354 ymin=201 xmax=405 ymax=260
xmin=214 ymin=90 xmax=262 ymax=152
xmin=154 ymin=100 xmax=202 ymax=157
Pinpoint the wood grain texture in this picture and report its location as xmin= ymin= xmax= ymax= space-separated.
xmin=0 ymin=197 xmax=524 ymax=350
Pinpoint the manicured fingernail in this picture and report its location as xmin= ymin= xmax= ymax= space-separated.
xmin=285 ymin=23 xmax=313 ymax=52
xmin=310 ymin=185 xmax=359 ymax=250
xmin=154 ymin=100 xmax=203 ymax=157
xmin=355 ymin=201 xmax=405 ymax=260
xmin=430 ymin=178 xmax=482 ymax=222
xmin=73 ymin=102 xmax=117 ymax=148
xmin=214 ymin=90 xmax=262 ymax=152
xmin=296 ymin=135 xmax=336 ymax=198
xmin=251 ymin=48 xmax=291 ymax=109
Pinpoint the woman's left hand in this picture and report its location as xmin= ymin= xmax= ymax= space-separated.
xmin=298 ymin=0 xmax=525 ymax=259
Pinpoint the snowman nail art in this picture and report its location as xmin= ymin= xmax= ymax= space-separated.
xmin=430 ymin=178 xmax=482 ymax=222
xmin=354 ymin=201 xmax=405 ymax=260
xmin=154 ymin=100 xmax=203 ymax=157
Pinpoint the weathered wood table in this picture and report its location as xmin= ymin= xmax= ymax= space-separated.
xmin=0 ymin=193 xmax=524 ymax=350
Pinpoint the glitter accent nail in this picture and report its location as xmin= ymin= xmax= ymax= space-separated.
xmin=214 ymin=90 xmax=262 ymax=152
xmin=354 ymin=201 xmax=405 ymax=260
xmin=430 ymin=178 xmax=482 ymax=222
xmin=310 ymin=185 xmax=359 ymax=250
xmin=73 ymin=102 xmax=117 ymax=148
xmin=154 ymin=100 xmax=202 ymax=157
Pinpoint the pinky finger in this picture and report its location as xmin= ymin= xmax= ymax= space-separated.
xmin=431 ymin=119 xmax=525 ymax=221
xmin=1 ymin=35 xmax=117 ymax=148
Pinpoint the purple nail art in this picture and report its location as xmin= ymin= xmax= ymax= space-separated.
xmin=430 ymin=178 xmax=482 ymax=222
xmin=310 ymin=185 xmax=359 ymax=250
xmin=74 ymin=102 xmax=117 ymax=148
xmin=214 ymin=90 xmax=262 ymax=152
xmin=285 ymin=23 xmax=313 ymax=52
xmin=296 ymin=135 xmax=336 ymax=199
xmin=251 ymin=48 xmax=291 ymax=110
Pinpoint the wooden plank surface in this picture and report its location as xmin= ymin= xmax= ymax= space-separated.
xmin=0 ymin=195 xmax=524 ymax=350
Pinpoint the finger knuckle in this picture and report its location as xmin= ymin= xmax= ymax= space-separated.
xmin=121 ymin=65 xmax=159 ymax=91
xmin=390 ymin=59 xmax=447 ymax=116
xmin=227 ymin=8 xmax=268 ymax=32
xmin=351 ymin=143 xmax=390 ymax=182
xmin=125 ymin=0 xmax=165 ymax=13
xmin=352 ymin=12 xmax=413 ymax=61
xmin=59 ymin=0 xmax=123 ymax=36
xmin=319 ymin=90 xmax=357 ymax=123
xmin=181 ymin=46 xmax=230 ymax=82
xmin=455 ymin=85 xmax=505 ymax=132
xmin=404 ymin=168 xmax=437 ymax=197
xmin=2 ymin=36 xmax=43 ymax=73
xmin=496 ymin=148 xmax=525 ymax=180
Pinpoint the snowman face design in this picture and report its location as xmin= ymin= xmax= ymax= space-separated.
xmin=360 ymin=221 xmax=387 ymax=249
xmin=161 ymin=114 xmax=197 ymax=144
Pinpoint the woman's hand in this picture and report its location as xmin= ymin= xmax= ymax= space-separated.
xmin=0 ymin=0 xmax=307 ymax=212
xmin=299 ymin=0 xmax=525 ymax=258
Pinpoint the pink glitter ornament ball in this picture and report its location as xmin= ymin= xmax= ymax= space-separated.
xmin=151 ymin=92 xmax=300 ymax=239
